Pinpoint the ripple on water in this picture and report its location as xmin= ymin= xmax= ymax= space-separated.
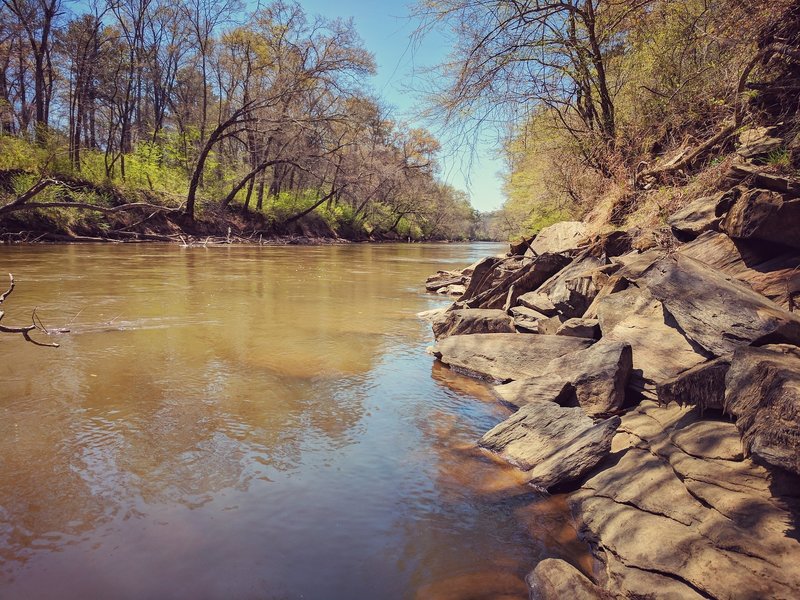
xmin=0 ymin=242 xmax=593 ymax=600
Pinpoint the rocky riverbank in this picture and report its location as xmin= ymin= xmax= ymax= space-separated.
xmin=423 ymin=155 xmax=800 ymax=599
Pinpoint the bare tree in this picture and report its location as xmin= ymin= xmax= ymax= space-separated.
xmin=0 ymin=273 xmax=59 ymax=346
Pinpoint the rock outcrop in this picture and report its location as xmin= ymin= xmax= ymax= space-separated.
xmin=432 ymin=333 xmax=593 ymax=382
xmin=480 ymin=402 xmax=620 ymax=490
xmin=495 ymin=340 xmax=632 ymax=417
xmin=423 ymin=167 xmax=800 ymax=599
xmin=431 ymin=308 xmax=515 ymax=340
xmin=570 ymin=401 xmax=800 ymax=600
xmin=526 ymin=221 xmax=588 ymax=256
xmin=725 ymin=344 xmax=800 ymax=475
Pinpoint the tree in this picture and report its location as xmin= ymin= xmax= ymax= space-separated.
xmin=1 ymin=0 xmax=62 ymax=142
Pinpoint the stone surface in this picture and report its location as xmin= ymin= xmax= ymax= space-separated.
xmin=668 ymin=190 xmax=736 ymax=238
xmin=679 ymin=231 xmax=800 ymax=310
xmin=722 ymin=188 xmax=800 ymax=250
xmin=737 ymin=126 xmax=784 ymax=159
xmin=516 ymin=291 xmax=558 ymax=316
xmin=725 ymin=344 xmax=800 ymax=475
xmin=657 ymin=357 xmax=730 ymax=413
xmin=463 ymin=253 xmax=572 ymax=310
xmin=538 ymin=315 xmax=565 ymax=335
xmin=480 ymin=402 xmax=620 ymax=490
xmin=425 ymin=270 xmax=466 ymax=292
xmin=431 ymin=308 xmax=516 ymax=340
xmin=526 ymin=559 xmax=603 ymax=600
xmin=596 ymin=286 xmax=708 ymax=396
xmin=537 ymin=252 xmax=606 ymax=318
xmin=433 ymin=333 xmax=592 ymax=382
xmin=527 ymin=221 xmax=588 ymax=256
xmin=493 ymin=374 xmax=570 ymax=408
xmin=720 ymin=162 xmax=800 ymax=197
xmin=638 ymin=254 xmax=800 ymax=357
xmin=497 ymin=340 xmax=632 ymax=416
xmin=459 ymin=256 xmax=503 ymax=300
xmin=570 ymin=400 xmax=800 ymax=600
xmin=509 ymin=305 xmax=548 ymax=332
xmin=556 ymin=318 xmax=600 ymax=339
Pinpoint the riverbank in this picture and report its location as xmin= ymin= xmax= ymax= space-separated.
xmin=424 ymin=156 xmax=800 ymax=598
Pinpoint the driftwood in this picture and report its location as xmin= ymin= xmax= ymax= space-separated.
xmin=0 ymin=171 xmax=182 ymax=218
xmin=0 ymin=273 xmax=62 ymax=347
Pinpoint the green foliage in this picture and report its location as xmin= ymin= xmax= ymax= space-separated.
xmin=0 ymin=135 xmax=44 ymax=171
xmin=764 ymin=148 xmax=792 ymax=170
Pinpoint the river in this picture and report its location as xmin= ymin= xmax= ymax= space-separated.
xmin=0 ymin=242 xmax=590 ymax=599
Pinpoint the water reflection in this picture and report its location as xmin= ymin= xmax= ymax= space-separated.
xmin=0 ymin=242 xmax=589 ymax=599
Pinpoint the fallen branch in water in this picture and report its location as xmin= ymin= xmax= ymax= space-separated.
xmin=0 ymin=273 xmax=64 ymax=347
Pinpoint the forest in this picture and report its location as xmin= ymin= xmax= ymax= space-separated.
xmin=0 ymin=0 xmax=479 ymax=241
xmin=418 ymin=0 xmax=800 ymax=240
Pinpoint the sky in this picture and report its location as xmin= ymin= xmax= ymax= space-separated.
xmin=297 ymin=0 xmax=508 ymax=212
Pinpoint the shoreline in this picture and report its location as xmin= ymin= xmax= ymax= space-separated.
xmin=423 ymin=177 xmax=800 ymax=598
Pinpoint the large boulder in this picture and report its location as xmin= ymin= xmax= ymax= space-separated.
xmin=678 ymin=231 xmax=800 ymax=310
xmin=527 ymin=221 xmax=588 ymax=256
xmin=725 ymin=344 xmax=800 ymax=476
xmin=719 ymin=162 xmax=800 ymax=197
xmin=480 ymin=402 xmax=620 ymax=490
xmin=431 ymin=308 xmax=515 ymax=340
xmin=462 ymin=253 xmax=572 ymax=310
xmin=536 ymin=252 xmax=606 ymax=318
xmin=722 ymin=188 xmax=800 ymax=250
xmin=637 ymin=253 xmax=800 ymax=356
xmin=656 ymin=358 xmax=730 ymax=413
xmin=596 ymin=286 xmax=708 ymax=396
xmin=526 ymin=559 xmax=604 ymax=600
xmin=495 ymin=340 xmax=632 ymax=416
xmin=433 ymin=333 xmax=592 ymax=382
xmin=667 ymin=190 xmax=736 ymax=239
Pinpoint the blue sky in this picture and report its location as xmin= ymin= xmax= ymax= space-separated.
xmin=298 ymin=0 xmax=507 ymax=212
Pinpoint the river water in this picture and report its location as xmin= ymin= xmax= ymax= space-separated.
xmin=0 ymin=243 xmax=589 ymax=599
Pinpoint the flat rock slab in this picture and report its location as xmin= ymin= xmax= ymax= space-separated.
xmin=569 ymin=400 xmax=800 ymax=600
xmin=480 ymin=402 xmax=620 ymax=490
xmin=433 ymin=333 xmax=592 ymax=382
xmin=516 ymin=291 xmax=558 ymax=316
xmin=638 ymin=253 xmax=800 ymax=357
xmin=725 ymin=344 xmax=800 ymax=475
xmin=527 ymin=221 xmax=588 ymax=255
xmin=526 ymin=559 xmax=603 ymax=600
xmin=679 ymin=231 xmax=800 ymax=310
xmin=431 ymin=308 xmax=515 ymax=340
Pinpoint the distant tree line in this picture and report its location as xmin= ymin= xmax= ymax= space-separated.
xmin=0 ymin=0 xmax=479 ymax=239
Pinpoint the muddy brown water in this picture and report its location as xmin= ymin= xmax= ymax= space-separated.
xmin=0 ymin=243 xmax=591 ymax=599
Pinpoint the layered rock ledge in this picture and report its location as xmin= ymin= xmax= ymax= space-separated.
xmin=423 ymin=164 xmax=800 ymax=599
